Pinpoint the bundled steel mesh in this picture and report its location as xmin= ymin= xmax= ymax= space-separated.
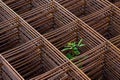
xmin=101 ymin=0 xmax=120 ymax=9
xmin=53 ymin=0 xmax=120 ymax=40
xmin=55 ymin=0 xmax=108 ymax=18
xmin=0 ymin=0 xmax=120 ymax=80
xmin=72 ymin=42 xmax=120 ymax=80
xmin=0 ymin=4 xmax=12 ymax=22
xmin=2 ymin=0 xmax=77 ymax=34
xmin=1 ymin=37 xmax=90 ymax=80
xmin=0 ymin=55 xmax=24 ymax=80
xmin=2 ymin=0 xmax=49 ymax=14
xmin=0 ymin=2 xmax=40 ymax=53
xmin=31 ymin=62 xmax=90 ymax=80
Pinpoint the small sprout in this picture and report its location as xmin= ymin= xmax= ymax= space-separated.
xmin=66 ymin=53 xmax=73 ymax=59
xmin=78 ymin=39 xmax=85 ymax=47
xmin=62 ymin=39 xmax=85 ymax=60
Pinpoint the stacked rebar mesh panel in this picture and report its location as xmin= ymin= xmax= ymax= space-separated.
xmin=54 ymin=0 xmax=120 ymax=41
xmin=42 ymin=1 xmax=120 ymax=79
xmin=0 ymin=0 xmax=42 ymax=53
xmin=0 ymin=17 xmax=40 ymax=53
xmin=103 ymin=0 xmax=120 ymax=8
xmin=99 ymin=0 xmax=120 ymax=48
xmin=2 ymin=37 xmax=90 ymax=80
xmin=0 ymin=54 xmax=24 ymax=80
xmin=52 ymin=0 xmax=116 ymax=39
xmin=0 ymin=0 xmax=91 ymax=80
xmin=0 ymin=0 xmax=120 ymax=80
xmin=1 ymin=37 xmax=70 ymax=79
xmin=106 ymin=0 xmax=120 ymax=8
xmin=2 ymin=0 xmax=106 ymax=49
xmin=30 ymin=62 xmax=90 ymax=80
xmin=108 ymin=0 xmax=120 ymax=4
xmin=2 ymin=0 xmax=49 ymax=14
xmin=43 ymin=0 xmax=120 ymax=79
xmin=54 ymin=0 xmax=108 ymax=19
xmin=2 ymin=0 xmax=78 ymax=34
xmin=72 ymin=42 xmax=120 ymax=80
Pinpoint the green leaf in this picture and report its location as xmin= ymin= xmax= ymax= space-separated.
xmin=73 ymin=42 xmax=76 ymax=47
xmin=73 ymin=47 xmax=78 ymax=51
xmin=74 ymin=50 xmax=80 ymax=55
xmin=78 ymin=44 xmax=85 ymax=47
xmin=67 ymin=42 xmax=73 ymax=47
xmin=61 ymin=47 xmax=72 ymax=52
xmin=66 ymin=53 xmax=73 ymax=59
xmin=78 ymin=39 xmax=83 ymax=46
xmin=68 ymin=42 xmax=74 ymax=47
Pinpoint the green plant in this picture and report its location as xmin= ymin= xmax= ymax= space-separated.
xmin=61 ymin=39 xmax=85 ymax=59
